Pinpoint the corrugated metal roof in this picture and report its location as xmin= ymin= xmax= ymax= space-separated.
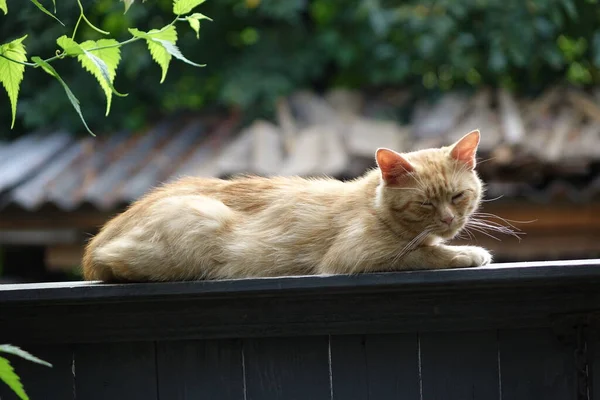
xmin=0 ymin=87 xmax=599 ymax=213
xmin=0 ymin=115 xmax=237 ymax=211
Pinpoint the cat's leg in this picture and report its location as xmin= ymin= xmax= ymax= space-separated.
xmin=398 ymin=244 xmax=492 ymax=270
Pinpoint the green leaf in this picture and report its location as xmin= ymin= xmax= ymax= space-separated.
xmin=57 ymin=36 xmax=127 ymax=115
xmin=0 ymin=345 xmax=52 ymax=368
xmin=130 ymin=27 xmax=173 ymax=83
xmin=129 ymin=25 xmax=178 ymax=44
xmin=29 ymin=0 xmax=64 ymax=26
xmin=155 ymin=39 xmax=205 ymax=67
xmin=189 ymin=12 xmax=212 ymax=21
xmin=0 ymin=0 xmax=7 ymax=15
xmin=31 ymin=56 xmax=95 ymax=136
xmin=173 ymin=0 xmax=206 ymax=15
xmin=0 ymin=35 xmax=27 ymax=129
xmin=186 ymin=16 xmax=200 ymax=39
xmin=81 ymin=40 xmax=128 ymax=115
xmin=129 ymin=26 xmax=204 ymax=83
xmin=122 ymin=0 xmax=135 ymax=13
xmin=56 ymin=35 xmax=84 ymax=56
xmin=146 ymin=39 xmax=171 ymax=83
xmin=0 ymin=356 xmax=28 ymax=400
xmin=561 ymin=0 xmax=577 ymax=19
xmin=186 ymin=13 xmax=212 ymax=39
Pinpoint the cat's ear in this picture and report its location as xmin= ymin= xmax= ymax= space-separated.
xmin=450 ymin=129 xmax=480 ymax=169
xmin=376 ymin=148 xmax=415 ymax=185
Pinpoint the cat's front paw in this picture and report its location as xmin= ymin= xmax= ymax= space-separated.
xmin=449 ymin=246 xmax=492 ymax=268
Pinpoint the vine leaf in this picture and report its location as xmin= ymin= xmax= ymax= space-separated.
xmin=173 ymin=0 xmax=206 ymax=16
xmin=130 ymin=26 xmax=204 ymax=83
xmin=0 ymin=345 xmax=53 ymax=367
xmin=80 ymin=40 xmax=127 ymax=115
xmin=0 ymin=346 xmax=51 ymax=400
xmin=155 ymin=39 xmax=205 ymax=67
xmin=56 ymin=36 xmax=83 ymax=56
xmin=57 ymin=36 xmax=127 ymax=115
xmin=186 ymin=13 xmax=212 ymax=39
xmin=0 ymin=0 xmax=7 ymax=15
xmin=122 ymin=0 xmax=135 ymax=12
xmin=32 ymin=56 xmax=95 ymax=136
xmin=121 ymin=0 xmax=147 ymax=13
xmin=0 ymin=35 xmax=27 ymax=129
xmin=0 ymin=356 xmax=28 ymax=400
xmin=29 ymin=0 xmax=64 ymax=26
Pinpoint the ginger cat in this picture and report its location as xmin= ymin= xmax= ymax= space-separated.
xmin=82 ymin=129 xmax=491 ymax=282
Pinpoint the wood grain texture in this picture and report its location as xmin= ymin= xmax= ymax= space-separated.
xmin=0 ymin=345 xmax=73 ymax=400
xmin=2 ymin=261 xmax=600 ymax=344
xmin=499 ymin=328 xmax=575 ymax=400
xmin=243 ymin=336 xmax=331 ymax=400
xmin=365 ymin=334 xmax=420 ymax=399
xmin=329 ymin=335 xmax=368 ymax=400
xmin=420 ymin=331 xmax=500 ymax=400
xmin=593 ymin=337 xmax=599 ymax=400
xmin=73 ymin=342 xmax=157 ymax=400
xmin=156 ymin=339 xmax=244 ymax=400
xmin=333 ymin=333 xmax=420 ymax=400
xmin=3 ymin=259 xmax=600 ymax=303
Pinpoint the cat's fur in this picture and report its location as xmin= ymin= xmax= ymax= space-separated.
xmin=82 ymin=130 xmax=491 ymax=282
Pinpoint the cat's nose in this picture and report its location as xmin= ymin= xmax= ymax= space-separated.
xmin=441 ymin=215 xmax=455 ymax=225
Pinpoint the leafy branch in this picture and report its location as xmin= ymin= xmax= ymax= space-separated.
xmin=0 ymin=344 xmax=52 ymax=400
xmin=0 ymin=0 xmax=210 ymax=135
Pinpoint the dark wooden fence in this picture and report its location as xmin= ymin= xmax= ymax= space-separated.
xmin=2 ymin=259 xmax=600 ymax=400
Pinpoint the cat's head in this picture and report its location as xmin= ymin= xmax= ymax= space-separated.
xmin=374 ymin=130 xmax=483 ymax=240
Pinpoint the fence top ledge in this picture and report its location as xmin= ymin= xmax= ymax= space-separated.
xmin=1 ymin=259 xmax=600 ymax=304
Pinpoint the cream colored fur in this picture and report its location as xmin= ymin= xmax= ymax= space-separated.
xmin=82 ymin=130 xmax=492 ymax=282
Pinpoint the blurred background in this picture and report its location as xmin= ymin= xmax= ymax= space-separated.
xmin=1 ymin=0 xmax=599 ymax=282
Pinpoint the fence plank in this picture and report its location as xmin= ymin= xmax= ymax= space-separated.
xmin=329 ymin=335 xmax=368 ymax=399
xmin=593 ymin=337 xmax=599 ymax=400
xmin=74 ymin=342 xmax=157 ymax=400
xmin=420 ymin=330 xmax=500 ymax=400
xmin=0 ymin=345 xmax=73 ymax=400
xmin=156 ymin=339 xmax=244 ymax=400
xmin=499 ymin=328 xmax=575 ymax=400
xmin=244 ymin=336 xmax=331 ymax=400
xmin=330 ymin=333 xmax=419 ymax=400
xmin=4 ymin=260 xmax=600 ymax=344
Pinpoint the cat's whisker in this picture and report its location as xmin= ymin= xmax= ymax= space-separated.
xmin=469 ymin=220 xmax=526 ymax=241
xmin=480 ymin=195 xmax=504 ymax=203
xmin=464 ymin=225 xmax=502 ymax=241
xmin=393 ymin=226 xmax=433 ymax=264
xmin=410 ymin=173 xmax=428 ymax=194
xmin=470 ymin=214 xmax=523 ymax=229
xmin=454 ymin=232 xmax=469 ymax=240
xmin=473 ymin=212 xmax=537 ymax=226
xmin=460 ymin=226 xmax=476 ymax=241
xmin=469 ymin=217 xmax=522 ymax=233
xmin=450 ymin=163 xmax=466 ymax=186
xmin=466 ymin=219 xmax=523 ymax=241
xmin=469 ymin=218 xmax=519 ymax=232
xmin=451 ymin=158 xmax=471 ymax=183
xmin=476 ymin=156 xmax=497 ymax=166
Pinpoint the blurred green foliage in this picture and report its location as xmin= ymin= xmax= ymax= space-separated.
xmin=1 ymin=0 xmax=600 ymax=137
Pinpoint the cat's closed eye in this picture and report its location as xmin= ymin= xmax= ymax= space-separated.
xmin=420 ymin=201 xmax=434 ymax=208
xmin=451 ymin=192 xmax=465 ymax=203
